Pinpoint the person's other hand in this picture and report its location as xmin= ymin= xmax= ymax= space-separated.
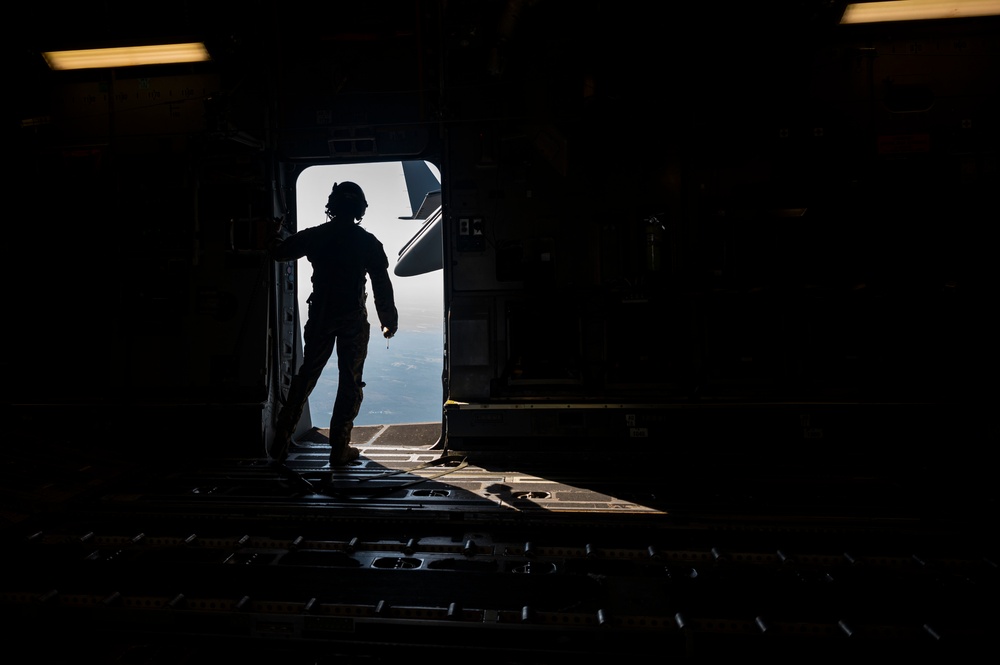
xmin=382 ymin=326 xmax=396 ymax=339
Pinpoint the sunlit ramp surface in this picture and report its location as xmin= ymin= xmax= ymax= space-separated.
xmin=113 ymin=424 xmax=671 ymax=515
xmin=298 ymin=424 xmax=667 ymax=514
xmin=87 ymin=423 xmax=957 ymax=526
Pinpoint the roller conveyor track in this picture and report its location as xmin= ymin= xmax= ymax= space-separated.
xmin=2 ymin=425 xmax=998 ymax=662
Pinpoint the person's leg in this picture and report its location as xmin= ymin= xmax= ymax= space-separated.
xmin=271 ymin=319 xmax=336 ymax=462
xmin=329 ymin=317 xmax=370 ymax=464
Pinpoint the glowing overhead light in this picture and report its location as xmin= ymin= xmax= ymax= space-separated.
xmin=42 ymin=42 xmax=211 ymax=71
xmin=840 ymin=0 xmax=1000 ymax=24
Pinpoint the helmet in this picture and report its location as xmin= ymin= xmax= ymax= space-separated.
xmin=326 ymin=181 xmax=368 ymax=221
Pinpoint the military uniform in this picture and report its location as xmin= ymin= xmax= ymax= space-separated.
xmin=271 ymin=216 xmax=398 ymax=464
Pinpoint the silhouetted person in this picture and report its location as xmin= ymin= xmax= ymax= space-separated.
xmin=269 ymin=181 xmax=398 ymax=466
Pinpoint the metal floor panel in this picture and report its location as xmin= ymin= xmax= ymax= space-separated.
xmin=2 ymin=424 xmax=998 ymax=661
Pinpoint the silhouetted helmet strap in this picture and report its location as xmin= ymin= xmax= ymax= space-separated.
xmin=327 ymin=181 xmax=367 ymax=220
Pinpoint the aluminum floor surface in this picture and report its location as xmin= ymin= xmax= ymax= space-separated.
xmin=2 ymin=423 xmax=997 ymax=662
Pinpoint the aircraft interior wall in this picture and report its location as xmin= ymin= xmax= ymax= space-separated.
xmin=438 ymin=11 xmax=997 ymax=455
xmin=10 ymin=68 xmax=279 ymax=450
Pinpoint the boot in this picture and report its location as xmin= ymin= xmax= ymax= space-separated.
xmin=328 ymin=421 xmax=358 ymax=466
xmin=330 ymin=445 xmax=361 ymax=466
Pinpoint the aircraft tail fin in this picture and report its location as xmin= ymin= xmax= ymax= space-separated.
xmin=400 ymin=161 xmax=441 ymax=220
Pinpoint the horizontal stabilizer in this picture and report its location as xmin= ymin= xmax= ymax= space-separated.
xmin=403 ymin=190 xmax=442 ymax=220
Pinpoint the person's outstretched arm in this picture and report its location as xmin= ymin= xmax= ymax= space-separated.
xmin=269 ymin=224 xmax=318 ymax=262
